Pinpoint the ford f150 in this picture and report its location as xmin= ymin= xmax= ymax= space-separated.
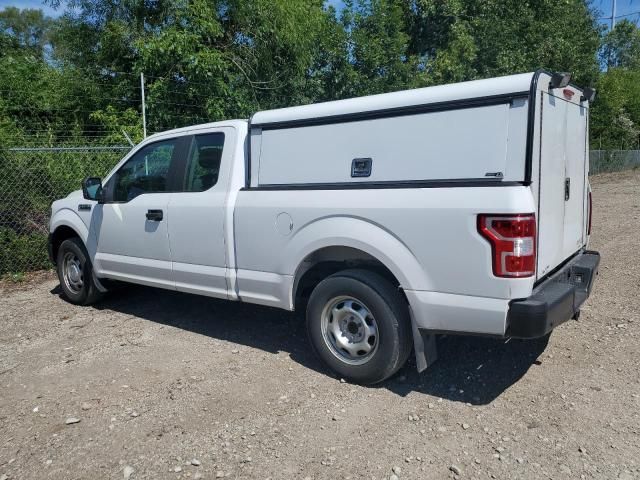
xmin=49 ymin=70 xmax=600 ymax=384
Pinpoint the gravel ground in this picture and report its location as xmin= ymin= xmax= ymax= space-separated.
xmin=1 ymin=170 xmax=639 ymax=480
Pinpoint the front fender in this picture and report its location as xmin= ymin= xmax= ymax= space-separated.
xmin=50 ymin=208 xmax=90 ymax=244
xmin=284 ymin=215 xmax=433 ymax=297
xmin=50 ymin=206 xmax=101 ymax=262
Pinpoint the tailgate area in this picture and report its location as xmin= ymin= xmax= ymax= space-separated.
xmin=536 ymin=91 xmax=588 ymax=279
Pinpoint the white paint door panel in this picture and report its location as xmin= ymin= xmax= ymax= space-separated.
xmin=168 ymin=129 xmax=234 ymax=298
xmin=537 ymin=93 xmax=566 ymax=278
xmin=257 ymin=103 xmax=512 ymax=185
xmin=536 ymin=93 xmax=587 ymax=279
xmin=92 ymin=194 xmax=173 ymax=288
xmin=563 ymin=101 xmax=587 ymax=258
xmin=90 ymin=136 xmax=185 ymax=289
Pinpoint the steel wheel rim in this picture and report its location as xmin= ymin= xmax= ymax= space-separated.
xmin=62 ymin=251 xmax=83 ymax=294
xmin=320 ymin=295 xmax=379 ymax=365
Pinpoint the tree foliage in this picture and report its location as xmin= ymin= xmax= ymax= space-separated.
xmin=601 ymin=19 xmax=640 ymax=70
xmin=0 ymin=6 xmax=52 ymax=55
xmin=593 ymin=20 xmax=640 ymax=149
xmin=0 ymin=1 xmax=638 ymax=148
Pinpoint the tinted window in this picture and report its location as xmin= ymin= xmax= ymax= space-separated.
xmin=113 ymin=139 xmax=177 ymax=202
xmin=183 ymin=133 xmax=225 ymax=192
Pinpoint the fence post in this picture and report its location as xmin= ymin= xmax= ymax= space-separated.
xmin=140 ymin=72 xmax=147 ymax=139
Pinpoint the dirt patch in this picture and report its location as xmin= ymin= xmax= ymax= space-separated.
xmin=1 ymin=171 xmax=639 ymax=480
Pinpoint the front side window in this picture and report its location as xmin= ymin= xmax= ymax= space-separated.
xmin=183 ymin=133 xmax=225 ymax=192
xmin=112 ymin=139 xmax=177 ymax=202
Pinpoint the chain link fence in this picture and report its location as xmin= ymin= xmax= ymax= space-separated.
xmin=0 ymin=147 xmax=639 ymax=275
xmin=0 ymin=146 xmax=130 ymax=275
xmin=590 ymin=150 xmax=640 ymax=174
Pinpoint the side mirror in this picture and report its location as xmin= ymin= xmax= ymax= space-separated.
xmin=82 ymin=177 xmax=104 ymax=203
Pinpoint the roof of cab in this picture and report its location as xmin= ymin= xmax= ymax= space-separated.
xmin=145 ymin=119 xmax=248 ymax=141
xmin=251 ymin=72 xmax=536 ymax=128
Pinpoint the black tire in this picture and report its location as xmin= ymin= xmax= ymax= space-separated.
xmin=306 ymin=269 xmax=412 ymax=385
xmin=56 ymin=237 xmax=103 ymax=305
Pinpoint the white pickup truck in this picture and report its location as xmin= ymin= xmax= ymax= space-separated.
xmin=49 ymin=70 xmax=600 ymax=384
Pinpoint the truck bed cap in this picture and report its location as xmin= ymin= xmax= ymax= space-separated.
xmin=251 ymin=72 xmax=535 ymax=128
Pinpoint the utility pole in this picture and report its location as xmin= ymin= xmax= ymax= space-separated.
xmin=140 ymin=72 xmax=147 ymax=139
xmin=611 ymin=0 xmax=617 ymax=30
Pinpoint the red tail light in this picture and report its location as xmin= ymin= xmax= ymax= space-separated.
xmin=587 ymin=191 xmax=592 ymax=236
xmin=477 ymin=214 xmax=536 ymax=278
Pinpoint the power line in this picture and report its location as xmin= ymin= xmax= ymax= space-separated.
xmin=597 ymin=0 xmax=640 ymax=28
xmin=600 ymin=10 xmax=640 ymax=20
xmin=612 ymin=10 xmax=640 ymax=19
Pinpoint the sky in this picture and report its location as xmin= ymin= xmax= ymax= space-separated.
xmin=596 ymin=0 xmax=640 ymax=27
xmin=0 ymin=0 xmax=59 ymax=17
xmin=0 ymin=0 xmax=638 ymax=30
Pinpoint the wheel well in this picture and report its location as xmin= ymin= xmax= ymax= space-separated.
xmin=51 ymin=226 xmax=80 ymax=264
xmin=293 ymin=246 xmax=403 ymax=311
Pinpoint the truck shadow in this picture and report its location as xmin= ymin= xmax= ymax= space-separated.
xmin=62 ymin=284 xmax=549 ymax=405
xmin=388 ymin=334 xmax=550 ymax=404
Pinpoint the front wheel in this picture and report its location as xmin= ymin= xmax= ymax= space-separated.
xmin=56 ymin=237 xmax=103 ymax=305
xmin=306 ymin=269 xmax=412 ymax=385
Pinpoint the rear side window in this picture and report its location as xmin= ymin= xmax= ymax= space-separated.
xmin=112 ymin=139 xmax=177 ymax=202
xmin=183 ymin=133 xmax=225 ymax=192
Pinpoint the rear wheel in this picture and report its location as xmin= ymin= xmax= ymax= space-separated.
xmin=56 ymin=237 xmax=103 ymax=305
xmin=306 ymin=269 xmax=412 ymax=384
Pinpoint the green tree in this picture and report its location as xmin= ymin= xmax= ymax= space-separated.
xmin=407 ymin=0 xmax=601 ymax=86
xmin=591 ymin=21 xmax=640 ymax=149
xmin=0 ymin=7 xmax=53 ymax=57
xmin=591 ymin=68 xmax=640 ymax=149
xmin=135 ymin=0 xmax=330 ymax=123
xmin=600 ymin=19 xmax=640 ymax=70
xmin=343 ymin=0 xmax=426 ymax=96
xmin=304 ymin=4 xmax=355 ymax=102
xmin=47 ymin=0 xmax=333 ymax=129
xmin=220 ymin=0 xmax=328 ymax=109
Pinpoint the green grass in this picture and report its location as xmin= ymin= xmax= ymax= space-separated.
xmin=1 ymin=271 xmax=27 ymax=283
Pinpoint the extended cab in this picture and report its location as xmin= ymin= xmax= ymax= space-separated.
xmin=49 ymin=70 xmax=600 ymax=384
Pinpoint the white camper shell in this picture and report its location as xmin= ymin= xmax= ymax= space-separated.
xmin=50 ymin=70 xmax=600 ymax=384
xmin=248 ymin=71 xmax=591 ymax=280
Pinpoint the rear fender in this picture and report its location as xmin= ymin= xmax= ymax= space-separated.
xmin=284 ymin=216 xmax=432 ymax=309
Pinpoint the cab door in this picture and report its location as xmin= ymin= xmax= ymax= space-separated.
xmin=167 ymin=128 xmax=235 ymax=298
xmin=90 ymin=136 xmax=189 ymax=289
